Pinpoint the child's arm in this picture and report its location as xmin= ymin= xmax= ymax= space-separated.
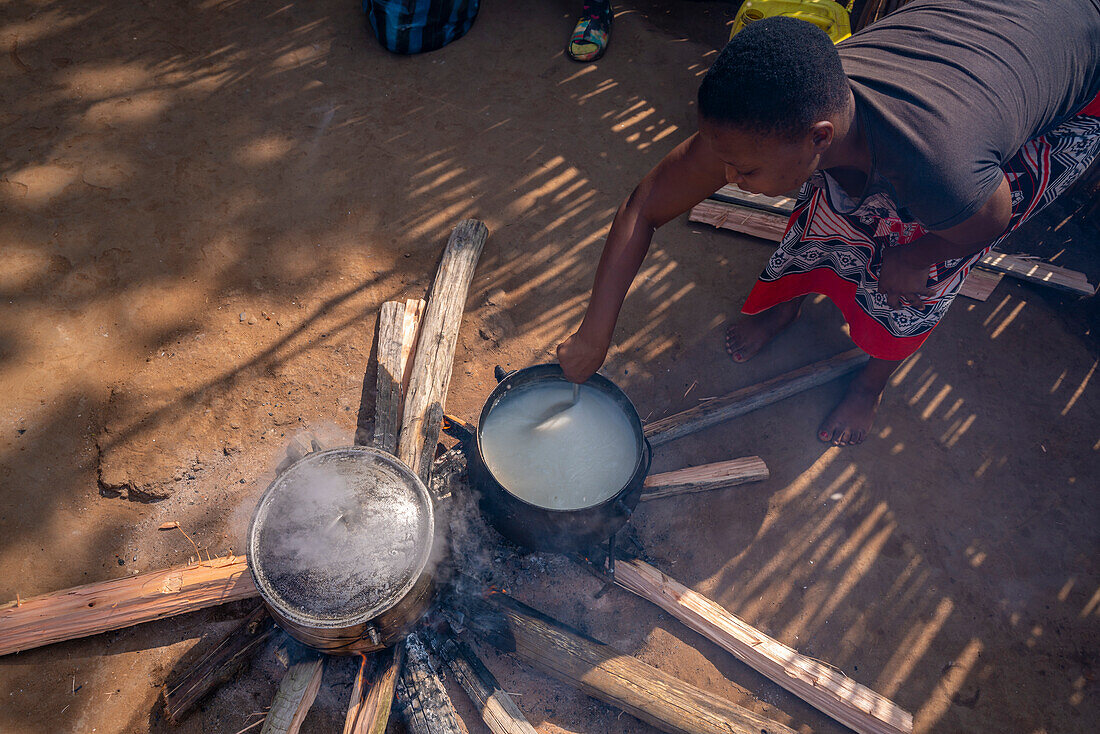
xmin=557 ymin=132 xmax=728 ymax=383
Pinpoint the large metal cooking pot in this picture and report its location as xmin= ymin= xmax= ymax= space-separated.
xmin=443 ymin=363 xmax=652 ymax=554
xmin=247 ymin=446 xmax=438 ymax=654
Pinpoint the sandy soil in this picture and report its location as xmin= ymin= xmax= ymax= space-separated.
xmin=1 ymin=1 xmax=1098 ymax=732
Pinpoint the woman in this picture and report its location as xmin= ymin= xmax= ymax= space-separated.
xmin=556 ymin=2 xmax=1100 ymax=444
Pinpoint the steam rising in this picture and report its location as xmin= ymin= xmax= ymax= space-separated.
xmin=251 ymin=447 xmax=431 ymax=621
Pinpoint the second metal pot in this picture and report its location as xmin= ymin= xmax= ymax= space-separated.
xmin=247 ymin=446 xmax=439 ymax=654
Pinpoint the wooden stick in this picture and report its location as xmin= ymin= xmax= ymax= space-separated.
xmin=688 ymin=198 xmax=789 ymax=242
xmin=424 ymin=623 xmax=538 ymax=734
xmin=456 ymin=591 xmax=797 ymax=734
xmin=708 ymin=184 xmax=796 ymax=215
xmin=261 ymin=654 xmax=325 ymax=734
xmin=0 ymin=555 xmax=257 ymax=657
xmin=343 ymin=654 xmax=372 ymax=734
xmin=162 ymin=604 xmax=276 ymax=724
xmin=398 ymin=219 xmax=488 ymax=485
xmin=345 ymin=642 xmax=406 ymax=734
xmin=613 ymin=558 xmax=913 ymax=734
xmin=644 ymin=349 xmax=869 ymax=447
xmin=641 ymin=457 xmax=769 ymax=502
xmin=373 ymin=299 xmax=426 ymax=454
xmin=977 ymin=252 xmax=1096 ymax=295
xmin=397 ymin=631 xmax=464 ymax=733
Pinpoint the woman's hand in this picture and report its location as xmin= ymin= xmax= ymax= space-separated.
xmin=557 ymin=330 xmax=610 ymax=383
xmin=878 ymin=247 xmax=933 ymax=309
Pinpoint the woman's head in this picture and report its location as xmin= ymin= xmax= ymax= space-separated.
xmin=697 ymin=17 xmax=851 ymax=195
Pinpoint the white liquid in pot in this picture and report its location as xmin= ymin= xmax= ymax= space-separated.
xmin=479 ymin=382 xmax=639 ymax=510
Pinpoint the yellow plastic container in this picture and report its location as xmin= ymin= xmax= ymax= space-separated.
xmin=729 ymin=0 xmax=852 ymax=44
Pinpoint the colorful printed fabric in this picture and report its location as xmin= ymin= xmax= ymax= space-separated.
xmin=741 ymin=111 xmax=1100 ymax=361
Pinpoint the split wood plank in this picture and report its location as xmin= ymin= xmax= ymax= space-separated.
xmin=373 ymin=299 xmax=426 ymax=454
xmin=162 ymin=604 xmax=277 ymax=724
xmin=425 ymin=623 xmax=538 ymax=734
xmin=688 ymin=198 xmax=789 ymax=242
xmin=0 ymin=555 xmax=258 ymax=657
xmin=261 ymin=654 xmax=325 ymax=734
xmin=343 ymin=654 xmax=372 ymax=734
xmin=457 ymin=590 xmax=797 ymax=734
xmin=614 ymin=558 xmax=913 ymax=734
xmin=398 ymin=219 xmax=488 ymax=485
xmin=344 ymin=642 xmax=406 ymax=734
xmin=644 ymin=349 xmax=869 ymax=447
xmin=397 ymin=631 xmax=464 ymax=734
xmin=957 ymin=267 xmax=1003 ymax=302
xmin=977 ymin=252 xmax=1096 ymax=296
xmin=641 ymin=457 xmax=769 ymax=501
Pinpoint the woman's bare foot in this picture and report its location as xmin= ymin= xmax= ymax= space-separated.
xmin=725 ymin=297 xmax=804 ymax=362
xmin=818 ymin=357 xmax=900 ymax=446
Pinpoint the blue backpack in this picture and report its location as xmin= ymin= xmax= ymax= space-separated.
xmin=364 ymin=0 xmax=481 ymax=55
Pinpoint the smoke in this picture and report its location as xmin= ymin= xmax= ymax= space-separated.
xmin=226 ymin=424 xmax=351 ymax=553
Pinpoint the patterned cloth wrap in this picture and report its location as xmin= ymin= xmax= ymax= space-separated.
xmin=742 ymin=110 xmax=1100 ymax=361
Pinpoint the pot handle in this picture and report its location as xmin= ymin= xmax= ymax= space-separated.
xmin=441 ymin=413 xmax=477 ymax=446
xmin=640 ymin=435 xmax=654 ymax=477
xmin=494 ymin=365 xmax=514 ymax=383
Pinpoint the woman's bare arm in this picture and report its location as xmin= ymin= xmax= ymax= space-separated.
xmin=557 ymin=132 xmax=728 ymax=382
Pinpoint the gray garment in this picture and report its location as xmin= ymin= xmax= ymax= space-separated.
xmin=837 ymin=0 xmax=1100 ymax=230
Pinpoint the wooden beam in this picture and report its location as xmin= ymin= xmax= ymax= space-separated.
xmin=424 ymin=623 xmax=538 ymax=734
xmin=977 ymin=252 xmax=1096 ymax=296
xmin=344 ymin=643 xmax=406 ymax=734
xmin=644 ymin=349 xmax=869 ymax=447
xmin=397 ymin=631 xmax=464 ymax=734
xmin=688 ymin=194 xmax=1091 ymax=301
xmin=162 ymin=604 xmax=277 ymax=724
xmin=0 ymin=555 xmax=257 ymax=657
xmin=456 ymin=590 xmax=797 ymax=734
xmin=641 ymin=457 xmax=769 ymax=502
xmin=398 ymin=219 xmax=488 ymax=485
xmin=614 ymin=558 xmax=913 ymax=734
xmin=374 ymin=299 xmax=426 ymax=454
xmin=261 ymin=653 xmax=325 ymax=734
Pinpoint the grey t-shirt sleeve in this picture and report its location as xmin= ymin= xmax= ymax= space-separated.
xmin=839 ymin=0 xmax=1100 ymax=231
xmin=891 ymin=138 xmax=1006 ymax=230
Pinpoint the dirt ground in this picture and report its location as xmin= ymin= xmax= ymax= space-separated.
xmin=2 ymin=1 xmax=1098 ymax=732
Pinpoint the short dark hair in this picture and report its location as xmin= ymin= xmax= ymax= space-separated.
xmin=698 ymin=16 xmax=849 ymax=137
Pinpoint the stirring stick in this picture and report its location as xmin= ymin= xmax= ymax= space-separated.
xmin=532 ymin=382 xmax=581 ymax=427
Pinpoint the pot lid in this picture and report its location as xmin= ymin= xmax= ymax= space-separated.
xmin=247 ymin=446 xmax=434 ymax=629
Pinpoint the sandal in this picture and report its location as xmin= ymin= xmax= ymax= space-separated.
xmin=568 ymin=1 xmax=613 ymax=62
